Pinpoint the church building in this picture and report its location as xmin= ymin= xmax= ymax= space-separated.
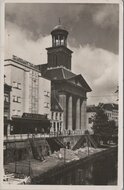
xmin=37 ymin=23 xmax=92 ymax=134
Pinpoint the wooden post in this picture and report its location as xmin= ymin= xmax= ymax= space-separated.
xmin=29 ymin=160 xmax=31 ymax=176
xmin=87 ymin=135 xmax=89 ymax=156
xmin=64 ymin=146 xmax=66 ymax=164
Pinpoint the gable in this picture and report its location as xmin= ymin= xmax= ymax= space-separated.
xmin=67 ymin=74 xmax=92 ymax=92
xmin=67 ymin=78 xmax=82 ymax=87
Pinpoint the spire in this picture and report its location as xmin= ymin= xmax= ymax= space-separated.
xmin=59 ymin=17 xmax=61 ymax=25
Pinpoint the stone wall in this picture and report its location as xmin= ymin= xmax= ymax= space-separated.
xmin=4 ymin=138 xmax=51 ymax=164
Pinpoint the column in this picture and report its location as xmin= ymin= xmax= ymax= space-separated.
xmin=52 ymin=36 xmax=53 ymax=46
xmin=81 ymin=99 xmax=87 ymax=132
xmin=68 ymin=95 xmax=72 ymax=131
xmin=76 ymin=98 xmax=81 ymax=130
xmin=59 ymin=93 xmax=67 ymax=130
xmin=53 ymin=36 xmax=56 ymax=46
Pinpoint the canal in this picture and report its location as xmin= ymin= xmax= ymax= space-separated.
xmin=34 ymin=147 xmax=117 ymax=185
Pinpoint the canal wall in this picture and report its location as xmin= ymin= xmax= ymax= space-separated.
xmin=31 ymin=146 xmax=117 ymax=185
xmin=4 ymin=135 xmax=82 ymax=163
xmin=4 ymin=138 xmax=51 ymax=164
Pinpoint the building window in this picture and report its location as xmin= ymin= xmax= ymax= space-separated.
xmin=44 ymin=102 xmax=49 ymax=108
xmin=13 ymin=96 xmax=21 ymax=103
xmin=17 ymin=83 xmax=21 ymax=89
xmin=53 ymin=122 xmax=56 ymax=132
xmin=13 ymin=96 xmax=17 ymax=102
xmin=60 ymin=113 xmax=62 ymax=120
xmin=17 ymin=97 xmax=21 ymax=103
xmin=12 ymin=109 xmax=16 ymax=115
xmin=57 ymin=122 xmax=59 ymax=131
xmin=88 ymin=118 xmax=92 ymax=124
xmin=4 ymin=93 xmax=9 ymax=102
xmin=51 ymin=112 xmax=54 ymax=120
xmin=13 ymin=81 xmax=17 ymax=88
xmin=55 ymin=112 xmax=58 ymax=120
xmin=44 ymin=91 xmax=50 ymax=97
xmin=13 ymin=81 xmax=21 ymax=89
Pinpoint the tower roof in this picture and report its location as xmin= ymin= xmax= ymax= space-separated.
xmin=51 ymin=24 xmax=68 ymax=35
xmin=53 ymin=24 xmax=66 ymax=31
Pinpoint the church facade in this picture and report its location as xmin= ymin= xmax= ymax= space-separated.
xmin=37 ymin=23 xmax=92 ymax=134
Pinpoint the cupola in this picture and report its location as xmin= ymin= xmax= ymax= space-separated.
xmin=51 ymin=20 xmax=68 ymax=47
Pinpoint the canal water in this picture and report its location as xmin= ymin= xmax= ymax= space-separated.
xmin=39 ymin=150 xmax=117 ymax=185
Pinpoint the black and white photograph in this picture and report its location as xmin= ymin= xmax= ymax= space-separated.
xmin=0 ymin=0 xmax=123 ymax=189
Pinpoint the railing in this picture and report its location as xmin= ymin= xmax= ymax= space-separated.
xmin=4 ymin=133 xmax=50 ymax=141
xmin=4 ymin=130 xmax=93 ymax=141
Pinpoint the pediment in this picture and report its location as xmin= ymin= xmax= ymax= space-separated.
xmin=67 ymin=74 xmax=92 ymax=92
xmin=67 ymin=78 xmax=82 ymax=87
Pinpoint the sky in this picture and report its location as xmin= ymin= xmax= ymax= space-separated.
xmin=5 ymin=3 xmax=119 ymax=105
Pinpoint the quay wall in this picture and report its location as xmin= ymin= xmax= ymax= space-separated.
xmin=31 ymin=146 xmax=117 ymax=185
xmin=4 ymin=135 xmax=82 ymax=163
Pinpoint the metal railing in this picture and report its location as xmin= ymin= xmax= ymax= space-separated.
xmin=4 ymin=130 xmax=93 ymax=141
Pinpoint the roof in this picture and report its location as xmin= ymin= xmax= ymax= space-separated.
xmin=53 ymin=24 xmax=66 ymax=31
xmin=51 ymin=91 xmax=63 ymax=112
xmin=67 ymin=74 xmax=92 ymax=92
xmin=87 ymin=105 xmax=99 ymax=112
xmin=35 ymin=64 xmax=48 ymax=76
xmin=5 ymin=55 xmax=40 ymax=72
xmin=87 ymin=103 xmax=118 ymax=113
xmin=51 ymin=24 xmax=68 ymax=35
xmin=99 ymin=103 xmax=118 ymax=111
xmin=44 ymin=67 xmax=76 ymax=80
xmin=43 ymin=67 xmax=91 ymax=92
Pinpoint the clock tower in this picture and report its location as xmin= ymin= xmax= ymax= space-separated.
xmin=46 ymin=23 xmax=73 ymax=70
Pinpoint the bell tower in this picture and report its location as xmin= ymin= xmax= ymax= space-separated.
xmin=46 ymin=21 xmax=73 ymax=70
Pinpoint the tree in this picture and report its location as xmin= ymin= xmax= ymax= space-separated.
xmin=108 ymin=120 xmax=118 ymax=135
xmin=92 ymin=109 xmax=109 ymax=135
xmin=92 ymin=108 xmax=118 ymax=134
xmin=92 ymin=109 xmax=118 ymax=144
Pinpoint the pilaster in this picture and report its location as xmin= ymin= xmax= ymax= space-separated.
xmin=68 ymin=95 xmax=72 ymax=131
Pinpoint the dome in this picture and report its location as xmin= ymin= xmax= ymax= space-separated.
xmin=51 ymin=24 xmax=68 ymax=35
xmin=53 ymin=24 xmax=66 ymax=31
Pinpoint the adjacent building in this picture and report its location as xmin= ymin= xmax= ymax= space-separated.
xmin=4 ymin=55 xmax=51 ymax=118
xmin=4 ymin=56 xmax=51 ymax=135
xmin=99 ymin=103 xmax=118 ymax=126
xmin=50 ymin=90 xmax=63 ymax=135
xmin=37 ymin=23 xmax=92 ymax=134
xmin=86 ymin=103 xmax=118 ymax=132
xmin=86 ymin=105 xmax=98 ymax=133
xmin=4 ymin=76 xmax=12 ymax=135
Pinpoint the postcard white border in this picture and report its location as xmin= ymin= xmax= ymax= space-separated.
xmin=0 ymin=0 xmax=123 ymax=190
